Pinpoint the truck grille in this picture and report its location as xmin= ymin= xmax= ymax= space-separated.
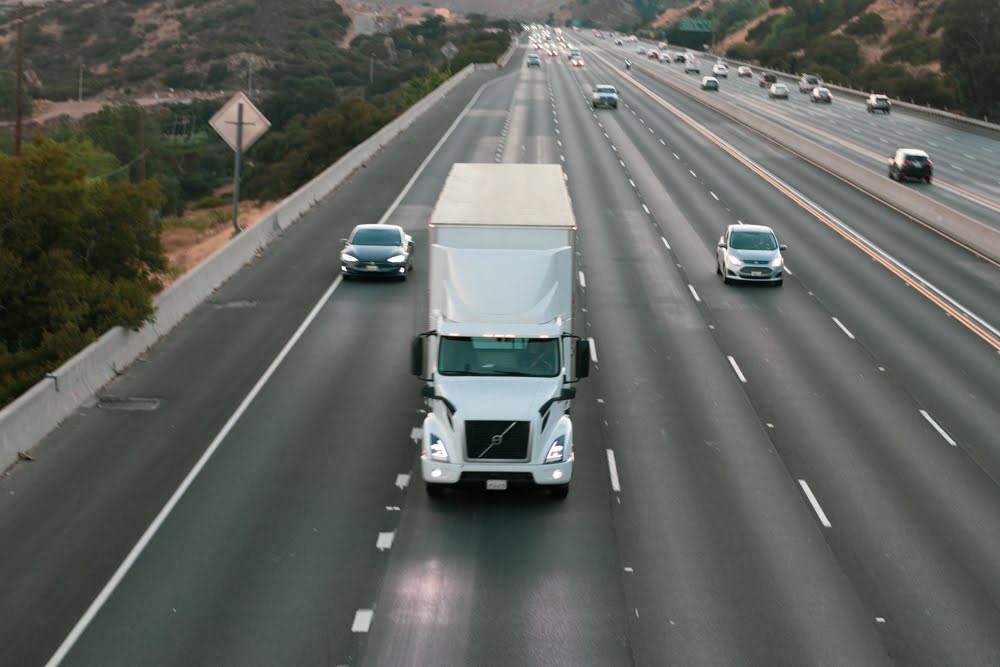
xmin=465 ymin=421 xmax=529 ymax=461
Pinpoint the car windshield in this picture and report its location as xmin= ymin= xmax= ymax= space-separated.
xmin=730 ymin=231 xmax=778 ymax=251
xmin=596 ymin=86 xmax=616 ymax=94
xmin=438 ymin=336 xmax=560 ymax=378
xmin=351 ymin=228 xmax=402 ymax=245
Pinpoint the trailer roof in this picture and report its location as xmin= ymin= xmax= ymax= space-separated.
xmin=430 ymin=164 xmax=575 ymax=228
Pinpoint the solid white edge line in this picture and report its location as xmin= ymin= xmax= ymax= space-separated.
xmin=45 ymin=64 xmax=512 ymax=667
xmin=832 ymin=317 xmax=855 ymax=340
xmin=606 ymin=449 xmax=622 ymax=492
xmin=688 ymin=284 xmax=701 ymax=302
xmin=799 ymin=480 xmax=832 ymax=528
xmin=661 ymin=236 xmax=671 ymax=250
xmin=588 ymin=337 xmax=598 ymax=364
xmin=352 ymin=609 xmax=375 ymax=633
xmin=46 ymin=277 xmax=344 ymax=667
xmin=727 ymin=356 xmax=747 ymax=383
xmin=920 ymin=409 xmax=957 ymax=446
xmin=578 ymin=270 xmax=586 ymax=288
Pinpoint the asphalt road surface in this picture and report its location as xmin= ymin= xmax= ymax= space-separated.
xmin=2 ymin=40 xmax=1000 ymax=666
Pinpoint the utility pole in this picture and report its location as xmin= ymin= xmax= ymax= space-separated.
xmin=15 ymin=2 xmax=25 ymax=157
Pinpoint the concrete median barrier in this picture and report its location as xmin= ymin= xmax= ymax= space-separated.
xmin=0 ymin=65 xmax=476 ymax=471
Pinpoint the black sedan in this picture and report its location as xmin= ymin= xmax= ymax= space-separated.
xmin=340 ymin=224 xmax=414 ymax=280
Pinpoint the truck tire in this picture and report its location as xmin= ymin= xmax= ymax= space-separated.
xmin=548 ymin=484 xmax=570 ymax=499
xmin=426 ymin=482 xmax=445 ymax=498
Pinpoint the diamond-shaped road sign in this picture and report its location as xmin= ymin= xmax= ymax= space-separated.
xmin=210 ymin=92 xmax=270 ymax=152
xmin=441 ymin=41 xmax=459 ymax=60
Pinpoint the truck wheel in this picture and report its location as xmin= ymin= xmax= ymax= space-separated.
xmin=426 ymin=483 xmax=445 ymax=498
xmin=548 ymin=484 xmax=570 ymax=500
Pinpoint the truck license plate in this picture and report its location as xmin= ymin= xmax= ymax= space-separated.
xmin=486 ymin=479 xmax=507 ymax=490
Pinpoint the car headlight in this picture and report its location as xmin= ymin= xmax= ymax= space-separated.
xmin=427 ymin=434 xmax=449 ymax=462
xmin=726 ymin=254 xmax=743 ymax=267
xmin=341 ymin=253 xmax=359 ymax=263
xmin=545 ymin=435 xmax=567 ymax=463
xmin=770 ymin=255 xmax=783 ymax=268
xmin=387 ymin=254 xmax=407 ymax=264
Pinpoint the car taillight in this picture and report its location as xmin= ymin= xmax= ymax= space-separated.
xmin=925 ymin=160 xmax=933 ymax=166
xmin=902 ymin=160 xmax=911 ymax=167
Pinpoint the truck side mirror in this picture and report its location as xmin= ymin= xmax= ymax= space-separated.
xmin=575 ymin=338 xmax=591 ymax=379
xmin=411 ymin=337 xmax=424 ymax=377
xmin=421 ymin=383 xmax=435 ymax=398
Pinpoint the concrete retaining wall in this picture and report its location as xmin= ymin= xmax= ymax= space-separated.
xmin=0 ymin=64 xmax=476 ymax=471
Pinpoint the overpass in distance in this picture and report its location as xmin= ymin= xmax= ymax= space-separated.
xmin=2 ymin=33 xmax=1000 ymax=666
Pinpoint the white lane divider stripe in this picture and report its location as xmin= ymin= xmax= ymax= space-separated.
xmin=672 ymin=153 xmax=679 ymax=159
xmin=642 ymin=204 xmax=650 ymax=215
xmin=629 ymin=179 xmax=637 ymax=188
xmin=920 ymin=409 xmax=957 ymax=446
xmin=578 ymin=271 xmax=586 ymax=288
xmin=689 ymin=169 xmax=697 ymax=178
xmin=352 ymin=609 xmax=374 ymax=633
xmin=395 ymin=474 xmax=410 ymax=489
xmin=588 ymin=337 xmax=598 ymax=363
xmin=619 ymin=160 xmax=626 ymax=168
xmin=688 ymin=285 xmax=701 ymax=302
xmin=659 ymin=139 xmax=666 ymax=146
xmin=606 ymin=449 xmax=622 ymax=492
xmin=799 ymin=480 xmax=832 ymax=527
xmin=612 ymin=144 xmax=618 ymax=152
xmin=376 ymin=532 xmax=395 ymax=551
xmin=727 ymin=356 xmax=747 ymax=383
xmin=832 ymin=317 xmax=855 ymax=340
xmin=710 ymin=192 xmax=719 ymax=201
xmin=661 ymin=236 xmax=671 ymax=250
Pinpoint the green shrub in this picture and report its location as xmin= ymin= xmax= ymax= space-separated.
xmin=883 ymin=30 xmax=940 ymax=65
xmin=844 ymin=12 xmax=885 ymax=36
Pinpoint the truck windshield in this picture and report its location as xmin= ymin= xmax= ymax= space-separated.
xmin=438 ymin=336 xmax=560 ymax=377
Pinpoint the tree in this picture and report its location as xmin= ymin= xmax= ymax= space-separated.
xmin=939 ymin=0 xmax=1000 ymax=117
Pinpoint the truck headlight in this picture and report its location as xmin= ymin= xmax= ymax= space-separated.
xmin=545 ymin=435 xmax=566 ymax=463
xmin=341 ymin=253 xmax=359 ymax=263
xmin=387 ymin=254 xmax=407 ymax=264
xmin=427 ymin=434 xmax=450 ymax=462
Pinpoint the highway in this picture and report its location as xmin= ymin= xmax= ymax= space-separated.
xmin=2 ymin=36 xmax=1000 ymax=666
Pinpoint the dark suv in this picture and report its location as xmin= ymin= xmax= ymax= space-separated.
xmin=889 ymin=149 xmax=933 ymax=184
xmin=867 ymin=94 xmax=892 ymax=113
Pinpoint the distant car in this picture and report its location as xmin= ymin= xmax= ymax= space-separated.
xmin=685 ymin=59 xmax=701 ymax=74
xmin=737 ymin=65 xmax=753 ymax=78
xmin=701 ymin=76 xmax=719 ymax=91
xmin=570 ymin=56 xmax=585 ymax=67
xmin=672 ymin=52 xmax=686 ymax=63
xmin=526 ymin=54 xmax=541 ymax=68
xmin=867 ymin=94 xmax=892 ymax=113
xmin=717 ymin=224 xmax=786 ymax=286
xmin=658 ymin=52 xmax=671 ymax=63
xmin=811 ymin=87 xmax=832 ymax=103
xmin=570 ymin=48 xmax=581 ymax=59
xmin=648 ymin=49 xmax=660 ymax=59
xmin=592 ymin=84 xmax=619 ymax=109
xmin=658 ymin=42 xmax=669 ymax=51
xmin=758 ymin=72 xmax=777 ymax=88
xmin=712 ymin=62 xmax=729 ymax=78
xmin=615 ymin=38 xmax=624 ymax=45
xmin=341 ymin=224 xmax=414 ymax=280
xmin=637 ymin=47 xmax=647 ymax=55
xmin=799 ymin=74 xmax=822 ymax=93
xmin=889 ymin=148 xmax=933 ymax=184
xmin=769 ymin=83 xmax=789 ymax=99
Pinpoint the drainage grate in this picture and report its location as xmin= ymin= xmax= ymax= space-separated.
xmin=97 ymin=397 xmax=161 ymax=411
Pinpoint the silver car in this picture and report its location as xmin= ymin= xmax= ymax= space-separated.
xmin=716 ymin=224 xmax=786 ymax=286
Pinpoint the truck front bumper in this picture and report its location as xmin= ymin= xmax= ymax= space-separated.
xmin=421 ymin=457 xmax=573 ymax=487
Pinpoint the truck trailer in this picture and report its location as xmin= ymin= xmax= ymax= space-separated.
xmin=411 ymin=163 xmax=590 ymax=499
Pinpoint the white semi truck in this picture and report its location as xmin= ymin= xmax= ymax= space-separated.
xmin=411 ymin=163 xmax=590 ymax=499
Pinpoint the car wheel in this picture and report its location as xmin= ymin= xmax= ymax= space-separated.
xmin=548 ymin=484 xmax=570 ymax=500
xmin=925 ymin=176 xmax=932 ymax=184
xmin=888 ymin=170 xmax=895 ymax=180
xmin=426 ymin=483 xmax=445 ymax=498
xmin=716 ymin=259 xmax=722 ymax=275
xmin=722 ymin=270 xmax=731 ymax=285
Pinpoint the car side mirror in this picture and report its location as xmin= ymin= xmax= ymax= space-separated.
xmin=779 ymin=244 xmax=787 ymax=251
xmin=717 ymin=239 xmax=726 ymax=248
xmin=340 ymin=238 xmax=348 ymax=245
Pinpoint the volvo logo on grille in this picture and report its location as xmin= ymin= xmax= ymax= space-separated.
xmin=478 ymin=422 xmax=518 ymax=458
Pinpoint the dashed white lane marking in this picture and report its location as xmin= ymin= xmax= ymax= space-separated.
xmin=736 ymin=219 xmax=744 ymax=225
xmin=619 ymin=159 xmax=626 ymax=168
xmin=385 ymin=506 xmax=401 ymax=511
xmin=659 ymin=139 xmax=666 ymax=145
xmin=376 ymin=531 xmax=395 ymax=551
xmin=920 ymin=409 xmax=957 ymax=446
xmin=555 ymin=128 xmax=560 ymax=134
xmin=409 ymin=427 xmax=422 ymax=444
xmin=799 ymin=480 xmax=832 ymax=528
xmin=612 ymin=144 xmax=618 ymax=152
xmin=557 ymin=140 xmax=562 ymax=147
xmin=588 ymin=337 xmax=599 ymax=363
xmin=395 ymin=474 xmax=410 ymax=489
xmin=352 ymin=609 xmax=374 ymax=633
xmin=964 ymin=153 xmax=975 ymax=160
xmin=672 ymin=152 xmax=680 ymax=159
xmin=689 ymin=169 xmax=697 ymax=178
xmin=642 ymin=203 xmax=650 ymax=215
xmin=927 ymin=141 xmax=938 ymax=147
xmin=832 ymin=317 xmax=855 ymax=340
xmin=640 ymin=118 xmax=645 ymax=124
xmin=604 ymin=132 xmax=610 ymax=138
xmin=661 ymin=236 xmax=671 ymax=250
xmin=578 ymin=271 xmax=586 ymax=288
xmin=606 ymin=449 xmax=622 ymax=492
xmin=629 ymin=179 xmax=637 ymax=188
xmin=784 ymin=266 xmax=793 ymax=275
xmin=649 ymin=127 xmax=654 ymax=134
xmin=710 ymin=192 xmax=719 ymax=200
xmin=951 ymin=164 xmax=964 ymax=172
xmin=688 ymin=284 xmax=701 ymax=302
xmin=727 ymin=356 xmax=747 ymax=383
xmin=561 ymin=154 xmax=566 ymax=162
xmin=563 ymin=172 xmax=568 ymax=181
